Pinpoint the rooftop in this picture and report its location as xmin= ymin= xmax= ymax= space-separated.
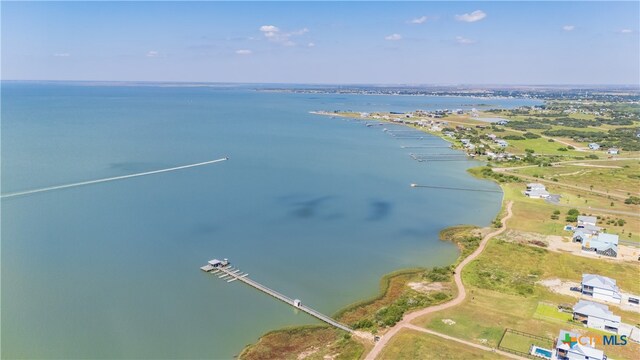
xmin=573 ymin=300 xmax=620 ymax=322
xmin=582 ymin=274 xmax=619 ymax=292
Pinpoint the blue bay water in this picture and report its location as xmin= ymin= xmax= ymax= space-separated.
xmin=1 ymin=83 xmax=541 ymax=359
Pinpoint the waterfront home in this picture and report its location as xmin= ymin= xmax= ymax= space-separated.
xmin=527 ymin=183 xmax=546 ymax=191
xmin=581 ymin=274 xmax=622 ymax=304
xmin=577 ymin=216 xmax=598 ymax=228
xmin=555 ymin=330 xmax=605 ymax=360
xmin=487 ymin=134 xmax=497 ymax=140
xmin=573 ymin=300 xmax=620 ymax=333
xmin=496 ymin=119 xmax=508 ymax=125
xmin=525 ymin=183 xmax=549 ymax=199
xmin=588 ymin=143 xmax=600 ymax=150
xmin=460 ymin=139 xmax=471 ymax=145
xmin=607 ymin=148 xmax=619 ymax=155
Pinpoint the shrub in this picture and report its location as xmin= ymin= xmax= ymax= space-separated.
xmin=524 ymin=132 xmax=541 ymax=139
xmin=624 ymin=196 xmax=640 ymax=205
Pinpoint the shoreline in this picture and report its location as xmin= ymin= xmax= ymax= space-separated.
xmin=239 ymin=112 xmax=505 ymax=359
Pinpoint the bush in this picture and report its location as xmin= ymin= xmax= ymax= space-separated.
xmin=524 ymin=132 xmax=541 ymax=139
xmin=558 ymin=147 xmax=568 ymax=151
xmin=624 ymin=196 xmax=640 ymax=205
xmin=352 ymin=319 xmax=374 ymax=329
xmin=504 ymin=135 xmax=526 ymax=140
xmin=586 ymin=154 xmax=599 ymax=159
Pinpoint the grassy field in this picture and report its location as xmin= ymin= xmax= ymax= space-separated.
xmin=533 ymin=302 xmax=573 ymax=323
xmin=239 ymin=326 xmax=364 ymax=360
xmin=412 ymin=239 xmax=640 ymax=360
xmin=499 ymin=330 xmax=554 ymax=355
xmin=513 ymin=160 xmax=640 ymax=197
xmin=467 ymin=168 xmax=640 ymax=243
xmin=377 ymin=329 xmax=503 ymax=360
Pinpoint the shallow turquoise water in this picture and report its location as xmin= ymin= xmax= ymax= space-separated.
xmin=1 ymin=83 xmax=541 ymax=359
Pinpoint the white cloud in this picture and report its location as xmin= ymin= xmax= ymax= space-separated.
xmin=259 ymin=25 xmax=280 ymax=33
xmin=53 ymin=53 xmax=70 ymax=57
xmin=235 ymin=49 xmax=252 ymax=55
xmin=620 ymin=29 xmax=632 ymax=33
xmin=563 ymin=25 xmax=575 ymax=31
xmin=455 ymin=36 xmax=476 ymax=45
xmin=409 ymin=16 xmax=428 ymax=24
xmin=455 ymin=10 xmax=486 ymax=23
xmin=307 ymin=42 xmax=316 ymax=47
xmin=146 ymin=50 xmax=159 ymax=57
xmin=384 ymin=33 xmax=402 ymax=41
xmin=259 ymin=25 xmax=309 ymax=46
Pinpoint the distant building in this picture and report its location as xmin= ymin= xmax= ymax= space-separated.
xmin=607 ymin=148 xmax=619 ymax=155
xmin=581 ymin=274 xmax=622 ymax=304
xmin=577 ymin=216 xmax=598 ymax=227
xmin=588 ymin=143 xmax=600 ymax=150
xmin=573 ymin=300 xmax=620 ymax=333
xmin=496 ymin=119 xmax=508 ymax=125
xmin=525 ymin=183 xmax=549 ymax=199
xmin=496 ymin=140 xmax=508 ymax=147
xmin=555 ymin=330 xmax=605 ymax=360
xmin=527 ymin=183 xmax=546 ymax=191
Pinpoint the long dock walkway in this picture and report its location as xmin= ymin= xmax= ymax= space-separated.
xmin=201 ymin=260 xmax=353 ymax=333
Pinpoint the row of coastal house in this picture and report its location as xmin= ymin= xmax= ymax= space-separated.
xmin=546 ymin=273 xmax=638 ymax=359
xmin=571 ymin=216 xmax=619 ymax=258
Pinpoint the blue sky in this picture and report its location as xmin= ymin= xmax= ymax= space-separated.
xmin=2 ymin=1 xmax=639 ymax=84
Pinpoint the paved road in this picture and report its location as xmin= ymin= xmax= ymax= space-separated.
xmin=365 ymin=201 xmax=515 ymax=360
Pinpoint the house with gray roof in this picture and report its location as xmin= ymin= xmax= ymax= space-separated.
xmin=574 ymin=232 xmax=618 ymax=258
xmin=581 ymin=274 xmax=621 ymax=304
xmin=555 ymin=330 xmax=605 ymax=360
xmin=573 ymin=300 xmax=620 ymax=333
xmin=524 ymin=183 xmax=550 ymax=199
xmin=577 ymin=215 xmax=598 ymax=227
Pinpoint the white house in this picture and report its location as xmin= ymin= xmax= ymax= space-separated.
xmin=588 ymin=143 xmax=600 ymax=150
xmin=577 ymin=215 xmax=598 ymax=227
xmin=526 ymin=189 xmax=550 ymax=199
xmin=527 ymin=183 xmax=546 ymax=191
xmin=555 ymin=330 xmax=605 ymax=360
xmin=581 ymin=274 xmax=622 ymax=304
xmin=525 ymin=183 xmax=549 ymax=199
xmin=607 ymin=148 xmax=619 ymax=155
xmin=496 ymin=139 xmax=508 ymax=147
xmin=573 ymin=300 xmax=620 ymax=333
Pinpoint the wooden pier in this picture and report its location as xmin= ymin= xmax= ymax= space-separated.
xmin=201 ymin=259 xmax=353 ymax=333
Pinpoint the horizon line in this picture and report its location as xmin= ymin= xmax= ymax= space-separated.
xmin=2 ymin=79 xmax=640 ymax=88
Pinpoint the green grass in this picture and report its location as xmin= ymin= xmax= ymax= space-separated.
xmin=506 ymin=137 xmax=583 ymax=156
xmin=533 ymin=303 xmax=573 ymax=323
xmin=378 ymin=329 xmax=503 ymax=360
xmin=499 ymin=330 xmax=553 ymax=355
xmin=412 ymin=237 xmax=640 ymax=360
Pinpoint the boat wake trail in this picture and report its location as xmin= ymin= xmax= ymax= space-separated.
xmin=1 ymin=157 xmax=229 ymax=199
